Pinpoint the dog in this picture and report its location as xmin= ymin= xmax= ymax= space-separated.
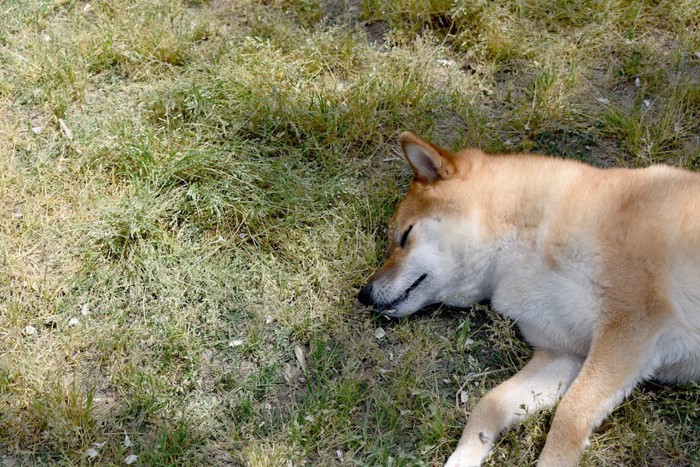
xmin=357 ymin=132 xmax=700 ymax=466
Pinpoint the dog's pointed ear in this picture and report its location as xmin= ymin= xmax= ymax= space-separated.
xmin=399 ymin=132 xmax=455 ymax=183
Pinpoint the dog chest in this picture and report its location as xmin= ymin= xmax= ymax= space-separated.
xmin=491 ymin=255 xmax=601 ymax=356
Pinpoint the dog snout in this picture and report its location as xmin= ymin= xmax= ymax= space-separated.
xmin=357 ymin=284 xmax=374 ymax=307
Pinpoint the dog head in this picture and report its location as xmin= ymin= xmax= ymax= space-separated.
xmin=358 ymin=132 xmax=495 ymax=318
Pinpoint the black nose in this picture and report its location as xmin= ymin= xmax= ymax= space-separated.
xmin=357 ymin=284 xmax=374 ymax=307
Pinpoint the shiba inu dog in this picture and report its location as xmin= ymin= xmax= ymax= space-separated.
xmin=357 ymin=132 xmax=700 ymax=466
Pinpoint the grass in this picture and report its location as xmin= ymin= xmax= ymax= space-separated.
xmin=0 ymin=0 xmax=698 ymax=465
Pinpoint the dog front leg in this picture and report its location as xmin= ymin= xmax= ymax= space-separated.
xmin=445 ymin=349 xmax=582 ymax=467
xmin=536 ymin=322 xmax=662 ymax=467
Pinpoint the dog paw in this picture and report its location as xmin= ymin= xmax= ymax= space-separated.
xmin=444 ymin=460 xmax=480 ymax=467
xmin=444 ymin=448 xmax=482 ymax=467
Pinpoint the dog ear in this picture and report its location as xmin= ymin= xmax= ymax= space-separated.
xmin=399 ymin=132 xmax=455 ymax=183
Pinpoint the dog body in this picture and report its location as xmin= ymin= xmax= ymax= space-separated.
xmin=358 ymin=133 xmax=700 ymax=466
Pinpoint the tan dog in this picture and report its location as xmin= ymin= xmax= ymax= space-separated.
xmin=357 ymin=132 xmax=700 ymax=466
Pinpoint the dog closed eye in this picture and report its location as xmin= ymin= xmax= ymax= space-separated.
xmin=400 ymin=225 xmax=413 ymax=248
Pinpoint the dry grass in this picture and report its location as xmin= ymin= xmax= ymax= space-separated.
xmin=0 ymin=0 xmax=698 ymax=465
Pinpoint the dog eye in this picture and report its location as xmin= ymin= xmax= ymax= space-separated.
xmin=400 ymin=225 xmax=413 ymax=248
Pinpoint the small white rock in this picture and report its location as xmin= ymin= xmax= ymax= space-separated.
xmin=374 ymin=327 xmax=386 ymax=339
xmin=596 ymin=97 xmax=610 ymax=104
xmin=634 ymin=76 xmax=641 ymax=87
xmin=68 ymin=317 xmax=80 ymax=327
xmin=265 ymin=315 xmax=273 ymax=324
xmin=85 ymin=448 xmax=99 ymax=459
xmin=124 ymin=454 xmax=138 ymax=465
xmin=123 ymin=433 xmax=132 ymax=447
xmin=80 ymin=304 xmax=90 ymax=316
xmin=42 ymin=33 xmax=51 ymax=42
xmin=304 ymin=415 xmax=315 ymax=423
xmin=228 ymin=339 xmax=243 ymax=347
xmin=31 ymin=126 xmax=43 ymax=135
xmin=643 ymin=99 xmax=651 ymax=107
xmin=24 ymin=325 xmax=37 ymax=335
xmin=437 ymin=59 xmax=455 ymax=67
xmin=460 ymin=390 xmax=469 ymax=404
xmin=11 ymin=212 xmax=22 ymax=219
xmin=336 ymin=449 xmax=344 ymax=459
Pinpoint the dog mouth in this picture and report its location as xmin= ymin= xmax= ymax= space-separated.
xmin=374 ymin=273 xmax=428 ymax=316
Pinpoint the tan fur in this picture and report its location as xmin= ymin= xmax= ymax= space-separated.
xmin=358 ymin=133 xmax=700 ymax=466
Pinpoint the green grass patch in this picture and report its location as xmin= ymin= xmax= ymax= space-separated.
xmin=0 ymin=0 xmax=698 ymax=464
